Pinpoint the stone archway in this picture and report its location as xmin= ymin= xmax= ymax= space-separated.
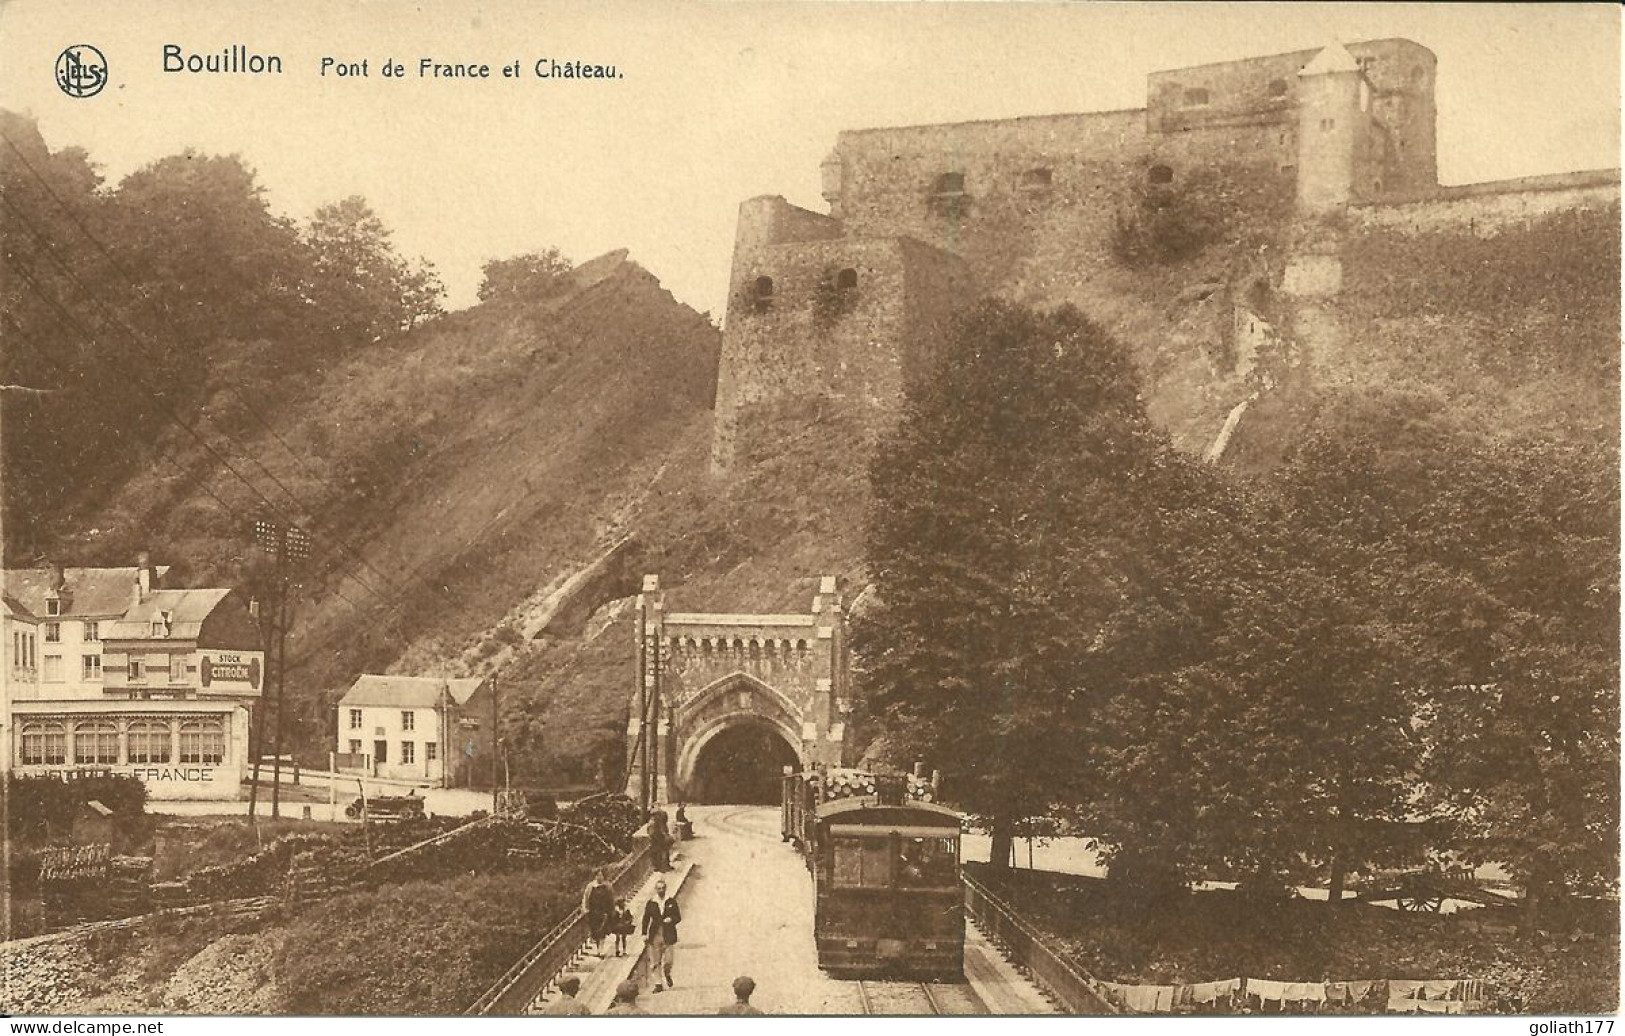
xmin=681 ymin=716 xmax=802 ymax=804
xmin=625 ymin=575 xmax=855 ymax=806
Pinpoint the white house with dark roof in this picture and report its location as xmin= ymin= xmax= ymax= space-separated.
xmin=336 ymin=674 xmax=493 ymax=786
xmin=2 ymin=556 xmax=264 ymax=800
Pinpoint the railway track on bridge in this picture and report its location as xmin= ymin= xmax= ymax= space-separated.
xmin=854 ymin=978 xmax=985 ymax=1015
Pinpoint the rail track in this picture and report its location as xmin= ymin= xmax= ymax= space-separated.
xmin=854 ymin=978 xmax=985 ymax=1015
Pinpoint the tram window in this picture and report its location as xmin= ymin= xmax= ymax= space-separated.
xmin=832 ymin=836 xmax=894 ymax=888
xmin=898 ymin=836 xmax=958 ymax=888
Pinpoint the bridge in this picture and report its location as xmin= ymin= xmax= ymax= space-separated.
xmin=623 ymin=575 xmax=854 ymax=806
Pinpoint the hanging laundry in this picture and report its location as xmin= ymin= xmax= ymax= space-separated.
xmin=1119 ymin=985 xmax=1177 ymax=1013
xmin=1421 ymin=980 xmax=1461 ymax=1000
xmin=1345 ymin=980 xmax=1380 ymax=1003
xmin=1280 ymin=982 xmax=1328 ymax=1003
xmin=1246 ymin=978 xmax=1291 ymax=1002
xmin=1387 ymin=979 xmax=1425 ymax=1000
xmin=1187 ymin=979 xmax=1242 ymax=1004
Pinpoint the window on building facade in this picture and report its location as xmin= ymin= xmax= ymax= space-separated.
xmin=128 ymin=719 xmax=173 ymax=764
xmin=1148 ymin=164 xmax=1174 ymax=185
xmin=349 ymin=739 xmax=362 ymax=755
xmin=44 ymin=622 xmax=61 ymax=643
xmin=752 ymin=276 xmax=774 ymax=313
xmin=426 ymin=742 xmax=438 ymax=762
xmin=835 ymin=268 xmax=858 ymax=291
xmin=933 ymin=171 xmax=965 ymax=194
xmin=349 ymin=708 xmax=363 ymax=729
xmin=42 ymin=654 xmax=63 ymax=682
xmin=402 ymin=741 xmax=415 ymax=764
xmin=84 ymin=621 xmax=99 ymax=642
xmin=11 ymin=631 xmax=19 ymax=667
xmin=152 ymin=620 xmax=167 ymax=637
xmin=179 ymin=717 xmax=226 ymax=765
xmin=46 ymin=598 xmax=61 ymax=616
xmin=402 ymin=710 xmax=415 ymax=732
xmin=1182 ymin=87 xmax=1210 ymax=107
xmin=82 ymin=655 xmax=102 ymax=681
xmin=1019 ymin=168 xmax=1053 ymax=190
xmin=20 ymin=721 xmax=66 ymax=765
xmin=130 ymin=657 xmax=145 ymax=682
xmin=1321 ymin=118 xmax=1336 ymax=132
xmin=74 ymin=720 xmax=120 ymax=765
xmin=1267 ymin=78 xmax=1288 ymax=98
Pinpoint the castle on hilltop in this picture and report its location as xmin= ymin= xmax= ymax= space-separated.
xmin=710 ymin=39 xmax=1620 ymax=471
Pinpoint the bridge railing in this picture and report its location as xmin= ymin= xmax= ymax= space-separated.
xmin=466 ymin=841 xmax=652 ymax=1015
xmin=962 ymin=871 xmax=1119 ymax=1015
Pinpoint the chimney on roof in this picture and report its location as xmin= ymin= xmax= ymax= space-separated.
xmin=136 ymin=551 xmax=153 ymax=602
xmin=48 ymin=561 xmax=65 ymax=593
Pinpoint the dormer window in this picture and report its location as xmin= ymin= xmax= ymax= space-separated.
xmin=1182 ymin=87 xmax=1210 ymax=107
xmin=46 ymin=598 xmax=61 ymax=617
xmin=153 ymin=620 xmax=166 ymax=637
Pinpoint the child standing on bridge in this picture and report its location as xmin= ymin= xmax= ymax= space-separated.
xmin=611 ymin=897 xmax=634 ymax=957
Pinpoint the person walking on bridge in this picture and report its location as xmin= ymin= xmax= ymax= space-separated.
xmin=641 ymin=878 xmax=682 ymax=992
xmin=582 ymin=867 xmax=614 ymax=955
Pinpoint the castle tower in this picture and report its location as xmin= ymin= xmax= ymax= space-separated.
xmin=1295 ymin=43 xmax=1370 ymax=212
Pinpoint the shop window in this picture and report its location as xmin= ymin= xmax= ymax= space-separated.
xmin=1267 ymin=78 xmax=1288 ymax=98
xmin=179 ymin=717 xmax=226 ymax=765
xmin=128 ymin=719 xmax=173 ymax=764
xmin=20 ymin=721 xmax=66 ymax=766
xmin=74 ymin=720 xmax=119 ymax=765
xmin=1148 ymin=164 xmax=1174 ymax=185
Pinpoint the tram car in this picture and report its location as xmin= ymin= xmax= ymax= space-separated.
xmin=782 ymin=767 xmax=964 ymax=978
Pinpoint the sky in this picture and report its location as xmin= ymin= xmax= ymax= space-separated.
xmin=0 ymin=1 xmax=1618 ymax=317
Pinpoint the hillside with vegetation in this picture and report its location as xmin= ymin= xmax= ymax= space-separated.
xmin=5 ymin=109 xmax=1616 ymax=807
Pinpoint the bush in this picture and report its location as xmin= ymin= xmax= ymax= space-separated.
xmin=272 ymin=868 xmax=593 ymax=1013
xmin=4 ymin=774 xmax=148 ymax=843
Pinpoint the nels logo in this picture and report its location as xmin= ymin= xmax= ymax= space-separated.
xmin=55 ymin=44 xmax=108 ymax=99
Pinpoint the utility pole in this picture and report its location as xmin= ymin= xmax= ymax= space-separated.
xmin=490 ymin=672 xmax=499 ymax=814
xmin=253 ymin=517 xmax=310 ymax=820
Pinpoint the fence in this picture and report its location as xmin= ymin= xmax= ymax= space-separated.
xmin=962 ymin=871 xmax=1118 ymax=1014
xmin=466 ymin=841 xmax=652 ymax=1015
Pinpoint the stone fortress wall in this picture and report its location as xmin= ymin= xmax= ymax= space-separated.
xmin=711 ymin=37 xmax=1619 ymax=472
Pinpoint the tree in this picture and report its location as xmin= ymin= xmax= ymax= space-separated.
xmin=477 ymin=248 xmax=573 ymax=303
xmin=304 ymin=195 xmax=443 ymax=343
xmin=855 ymin=300 xmax=1205 ymax=869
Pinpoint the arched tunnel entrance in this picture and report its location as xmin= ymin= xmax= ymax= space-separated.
xmin=686 ymin=722 xmax=800 ymax=804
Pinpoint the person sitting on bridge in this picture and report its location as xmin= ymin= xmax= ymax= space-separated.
xmin=605 ymin=979 xmax=647 ymax=1016
xmin=717 ymin=975 xmax=763 ymax=1015
xmin=541 ymin=975 xmax=590 ymax=1016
